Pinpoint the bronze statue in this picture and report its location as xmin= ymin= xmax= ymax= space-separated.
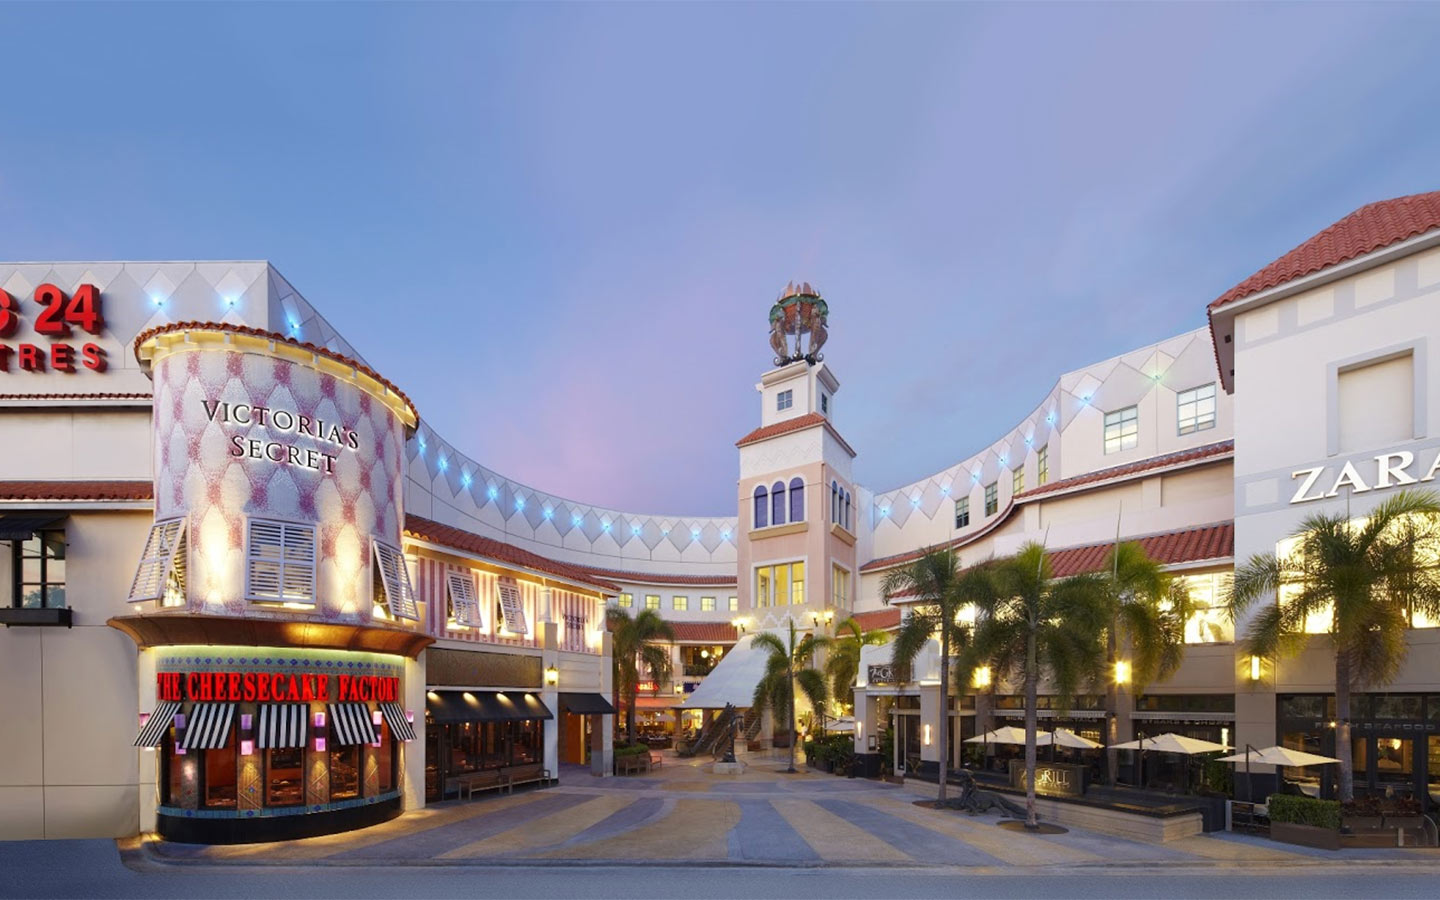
xmin=769 ymin=316 xmax=790 ymax=365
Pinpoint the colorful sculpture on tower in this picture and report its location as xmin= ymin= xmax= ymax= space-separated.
xmin=768 ymin=282 xmax=829 ymax=366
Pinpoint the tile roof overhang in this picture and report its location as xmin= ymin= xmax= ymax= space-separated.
xmin=403 ymin=515 xmax=621 ymax=594
xmin=1014 ymin=440 xmax=1232 ymax=502
xmin=664 ymin=622 xmax=739 ymax=643
xmin=1046 ymin=521 xmax=1233 ymax=577
xmin=580 ymin=566 xmax=737 ymax=588
xmin=1207 ymin=190 xmax=1440 ymax=393
xmin=0 ymin=480 xmax=155 ymax=504
xmin=735 ymin=412 xmax=856 ymax=458
xmin=847 ymin=607 xmax=902 ymax=632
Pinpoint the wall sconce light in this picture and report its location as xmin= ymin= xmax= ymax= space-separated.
xmin=314 ymin=711 xmax=327 ymax=729
xmin=240 ymin=739 xmax=254 ymax=756
xmin=1114 ymin=660 xmax=1131 ymax=685
xmin=544 ymin=666 xmax=559 ymax=686
xmin=674 ymin=682 xmax=684 ymax=695
xmin=731 ymin=618 xmax=748 ymax=634
xmin=372 ymin=740 xmax=383 ymax=749
xmin=923 ymin=724 xmax=932 ymax=746
xmin=1249 ymin=655 xmax=1262 ymax=682
xmin=405 ymin=709 xmax=415 ymax=724
xmin=855 ymin=720 xmax=864 ymax=740
xmin=173 ymin=713 xmax=186 ymax=730
xmin=240 ymin=714 xmax=253 ymax=731
xmin=138 ymin=711 xmax=151 ymax=728
xmin=372 ymin=710 xmax=384 ymax=726
xmin=315 ymin=737 xmax=327 ymax=753
xmin=174 ymin=746 xmax=186 ymax=756
xmin=973 ymin=666 xmax=992 ymax=688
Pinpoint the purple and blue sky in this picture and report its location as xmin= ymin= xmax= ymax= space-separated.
xmin=3 ymin=3 xmax=1439 ymax=515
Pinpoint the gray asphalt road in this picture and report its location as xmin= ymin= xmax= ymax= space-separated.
xmin=4 ymin=840 xmax=1439 ymax=900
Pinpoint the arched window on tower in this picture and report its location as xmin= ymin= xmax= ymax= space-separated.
xmin=831 ymin=481 xmax=839 ymax=523
xmin=753 ymin=484 xmax=768 ymax=529
xmin=789 ymin=477 xmax=805 ymax=523
xmin=843 ymin=490 xmax=852 ymax=530
xmin=771 ymin=481 xmax=787 ymax=526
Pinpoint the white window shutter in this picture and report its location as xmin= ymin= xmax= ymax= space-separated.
xmin=373 ymin=541 xmax=420 ymax=621
xmin=247 ymin=520 xmax=316 ymax=605
xmin=128 ymin=518 xmax=187 ymax=602
xmin=446 ymin=570 xmax=483 ymax=627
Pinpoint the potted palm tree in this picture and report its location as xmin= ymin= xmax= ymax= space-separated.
xmin=968 ymin=542 xmax=1110 ymax=830
xmin=1229 ymin=489 xmax=1440 ymax=807
xmin=881 ymin=547 xmax=992 ymax=806
xmin=605 ymin=607 xmax=676 ymax=751
xmin=751 ymin=620 xmax=828 ymax=774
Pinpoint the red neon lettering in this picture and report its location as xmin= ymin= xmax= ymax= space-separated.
xmin=287 ymin=675 xmax=299 ymax=701
xmin=271 ymin=674 xmax=285 ymax=701
xmin=18 ymin=344 xmax=43 ymax=371
xmin=50 ymin=343 xmax=75 ymax=372
xmin=0 ymin=289 xmax=16 ymax=337
xmin=243 ymin=673 xmax=257 ymax=702
xmin=32 ymin=284 xmax=69 ymax=337
xmin=82 ymin=343 xmax=105 ymax=372
xmin=228 ymin=673 xmax=241 ymax=702
xmin=318 ymin=674 xmax=330 ymax=701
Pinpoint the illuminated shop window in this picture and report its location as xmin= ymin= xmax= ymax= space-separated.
xmin=128 ymin=517 xmax=187 ymax=606
xmin=777 ymin=390 xmax=793 ymax=411
xmin=1037 ymin=446 xmax=1049 ymax=485
xmin=673 ymin=595 xmax=689 ymax=611
xmin=1103 ymin=406 xmax=1139 ymax=454
xmin=14 ymin=528 xmax=67 ymax=609
xmin=446 ymin=570 xmax=483 ymax=628
xmin=790 ymin=561 xmax=805 ymax=605
xmin=371 ymin=540 xmax=419 ymax=620
xmin=701 ymin=596 xmax=716 ymax=611
xmin=756 ymin=567 xmax=772 ymax=608
xmin=1277 ymin=516 xmax=1440 ymax=631
xmin=619 ymin=593 xmax=633 ymax=608
xmin=984 ymin=482 xmax=998 ymax=517
xmin=247 ymin=519 xmax=316 ymax=606
xmin=832 ymin=565 xmax=850 ymax=611
xmin=1177 ymin=383 xmax=1217 ymax=435
xmin=1012 ymin=467 xmax=1025 ymax=496
xmin=1170 ymin=572 xmax=1234 ymax=644
xmin=954 ymin=497 xmax=969 ymax=528
xmin=645 ymin=594 xmax=660 ymax=610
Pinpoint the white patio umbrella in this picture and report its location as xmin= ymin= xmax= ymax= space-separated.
xmin=1218 ymin=745 xmax=1340 ymax=801
xmin=1111 ymin=732 xmax=1231 ymax=792
xmin=1049 ymin=728 xmax=1103 ymax=750
xmin=965 ymin=726 xmax=1052 ymax=746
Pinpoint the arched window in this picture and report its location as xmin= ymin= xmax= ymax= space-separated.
xmin=831 ymin=481 xmax=839 ymax=523
xmin=789 ymin=477 xmax=805 ymax=522
xmin=753 ymin=485 xmax=768 ymax=529
xmin=771 ymin=481 xmax=787 ymax=526
xmin=843 ymin=491 xmax=852 ymax=530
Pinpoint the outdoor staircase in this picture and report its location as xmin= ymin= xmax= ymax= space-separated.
xmin=681 ymin=704 xmax=736 ymax=758
xmin=743 ymin=707 xmax=763 ymax=741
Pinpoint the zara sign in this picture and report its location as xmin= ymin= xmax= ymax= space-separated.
xmin=1289 ymin=448 xmax=1440 ymax=504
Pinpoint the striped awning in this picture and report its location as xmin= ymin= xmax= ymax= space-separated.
xmin=258 ymin=703 xmax=309 ymax=749
xmin=179 ymin=703 xmax=236 ymax=751
xmin=328 ymin=702 xmax=378 ymax=746
xmin=133 ymin=700 xmax=181 ymax=747
xmin=379 ymin=702 xmax=416 ymax=742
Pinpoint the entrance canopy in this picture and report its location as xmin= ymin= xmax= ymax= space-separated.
xmin=560 ymin=692 xmax=616 ymax=715
xmin=427 ymin=690 xmax=554 ymax=723
xmin=679 ymin=633 xmax=773 ymax=709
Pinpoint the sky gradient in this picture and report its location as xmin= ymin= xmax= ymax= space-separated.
xmin=4 ymin=3 xmax=1440 ymax=516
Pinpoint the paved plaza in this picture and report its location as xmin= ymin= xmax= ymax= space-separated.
xmin=139 ymin=754 xmax=1434 ymax=870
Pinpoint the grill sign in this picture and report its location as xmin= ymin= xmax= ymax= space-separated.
xmin=0 ymin=284 xmax=107 ymax=373
xmin=156 ymin=671 xmax=399 ymax=703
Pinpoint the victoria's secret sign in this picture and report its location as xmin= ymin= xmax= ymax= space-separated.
xmin=0 ymin=284 xmax=107 ymax=373
xmin=156 ymin=671 xmax=399 ymax=703
xmin=203 ymin=399 xmax=360 ymax=476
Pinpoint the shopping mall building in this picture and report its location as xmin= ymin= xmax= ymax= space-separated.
xmin=3 ymin=190 xmax=1440 ymax=840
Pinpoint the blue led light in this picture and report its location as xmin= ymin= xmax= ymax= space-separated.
xmin=910 ymin=495 xmax=921 ymax=507
xmin=461 ymin=471 xmax=472 ymax=488
xmin=880 ymin=506 xmax=891 ymax=517
xmin=1046 ymin=410 xmax=1056 ymax=424
xmin=972 ymin=471 xmax=980 ymax=482
xmin=543 ymin=507 xmax=553 ymax=520
xmin=487 ymin=485 xmax=498 ymax=500
xmin=721 ymin=529 xmax=731 ymax=540
xmin=602 ymin=520 xmax=612 ymax=532
xmin=1025 ymin=435 xmax=1033 ymax=445
xmin=438 ymin=456 xmax=448 ymax=472
xmin=150 ymin=294 xmax=165 ymax=307
xmin=631 ymin=524 xmax=642 ymax=536
xmin=514 ymin=497 xmax=525 ymax=511
xmin=691 ymin=528 xmax=700 ymax=539
xmin=940 ymin=485 xmax=950 ymax=495
xmin=572 ymin=514 xmax=583 ymax=527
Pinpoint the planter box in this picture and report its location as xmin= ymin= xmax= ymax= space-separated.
xmin=1271 ymin=821 xmax=1340 ymax=851
xmin=1344 ymin=815 xmax=1384 ymax=831
xmin=883 ymin=774 xmax=904 ymax=785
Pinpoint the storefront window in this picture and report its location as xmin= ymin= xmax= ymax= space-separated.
xmin=266 ymin=747 xmax=304 ymax=807
xmin=13 ymin=530 xmax=66 ymax=609
xmin=377 ymin=722 xmax=394 ymax=794
xmin=329 ymin=743 xmax=360 ymax=800
xmin=1428 ymin=737 xmax=1440 ymax=808
xmin=1371 ymin=694 xmax=1424 ymax=720
xmin=1175 ymin=572 xmax=1233 ymax=644
xmin=204 ymin=734 xmax=237 ymax=809
xmin=164 ymin=733 xmax=184 ymax=805
xmin=1280 ymin=731 xmax=1325 ymax=797
xmin=513 ymin=720 xmax=541 ymax=764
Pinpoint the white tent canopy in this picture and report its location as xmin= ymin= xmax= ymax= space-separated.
xmin=1050 ymin=728 xmax=1104 ymax=750
xmin=966 ymin=726 xmax=1049 ymax=746
xmin=1111 ymin=732 xmax=1231 ymax=754
xmin=679 ymin=633 xmax=774 ymax=710
xmin=1218 ymin=746 xmax=1340 ymax=767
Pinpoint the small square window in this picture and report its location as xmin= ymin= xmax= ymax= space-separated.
xmin=954 ymin=497 xmax=970 ymax=528
xmin=701 ymin=596 xmax=716 ymax=611
xmin=1103 ymin=405 xmax=1139 ymax=454
xmin=1177 ymin=383 xmax=1216 ymax=435
xmin=619 ymin=593 xmax=633 ymax=608
xmin=645 ymin=594 xmax=660 ymax=610
xmin=673 ymin=595 xmax=689 ymax=611
xmin=820 ymin=393 xmax=829 ymax=414
xmin=728 ymin=596 xmax=738 ymax=611
xmin=1012 ymin=467 xmax=1025 ymax=496
xmin=984 ymin=483 xmax=998 ymax=516
xmin=1037 ymin=446 xmax=1048 ymax=485
xmin=777 ymin=390 xmax=793 ymax=411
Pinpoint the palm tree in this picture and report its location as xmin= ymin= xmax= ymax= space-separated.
xmin=1228 ymin=489 xmax=1440 ymax=803
xmin=882 ymin=547 xmax=993 ymax=805
xmin=1098 ymin=541 xmax=1193 ymax=783
xmin=968 ymin=542 xmax=1109 ymax=828
xmin=825 ymin=616 xmax=890 ymax=716
xmin=751 ymin=620 xmax=829 ymax=773
xmin=605 ymin=607 xmax=676 ymax=747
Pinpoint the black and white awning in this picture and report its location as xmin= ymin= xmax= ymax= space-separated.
xmin=133 ymin=700 xmax=182 ymax=747
xmin=379 ymin=702 xmax=416 ymax=742
xmin=179 ymin=703 xmax=236 ymax=751
xmin=328 ymin=702 xmax=378 ymax=746
xmin=258 ymin=703 xmax=309 ymax=749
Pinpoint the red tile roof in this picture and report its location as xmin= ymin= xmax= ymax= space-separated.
xmin=1210 ymin=190 xmax=1440 ymax=310
xmin=860 ymin=500 xmax=1019 ymax=573
xmin=580 ymin=566 xmax=736 ymax=587
xmin=0 ymin=393 xmax=152 ymax=401
xmin=665 ymin=621 xmax=738 ymax=643
xmin=1047 ymin=521 xmax=1234 ymax=577
xmin=134 ymin=322 xmax=417 ymax=423
xmin=403 ymin=515 xmax=620 ymax=593
xmin=735 ymin=412 xmax=856 ymax=457
xmin=1016 ymin=440 xmax=1233 ymax=500
xmin=0 ymin=480 xmax=154 ymax=502
xmin=846 ymin=607 xmax=901 ymax=631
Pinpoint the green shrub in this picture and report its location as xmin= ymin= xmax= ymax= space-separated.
xmin=614 ymin=743 xmax=650 ymax=758
xmin=1267 ymin=794 xmax=1341 ymax=830
xmin=1201 ymin=759 xmax=1233 ymax=796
